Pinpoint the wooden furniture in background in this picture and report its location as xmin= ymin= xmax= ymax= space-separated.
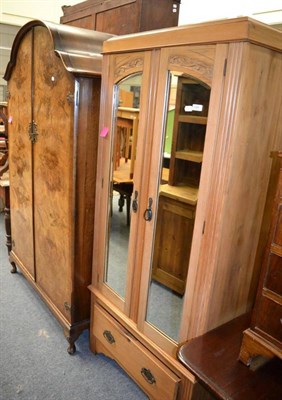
xmin=89 ymin=18 xmax=281 ymax=399
xmin=0 ymin=178 xmax=11 ymax=254
xmin=0 ymin=104 xmax=8 ymax=153
xmin=178 ymin=313 xmax=282 ymax=400
xmin=112 ymin=107 xmax=139 ymax=225
xmin=168 ymin=77 xmax=207 ymax=187
xmin=4 ymin=20 xmax=113 ymax=353
xmin=116 ymin=107 xmax=139 ymax=179
xmin=119 ymin=89 xmax=134 ymax=107
xmin=239 ymin=151 xmax=282 ymax=367
xmin=60 ymin=0 xmax=180 ymax=34
xmin=0 ymin=103 xmax=9 ymax=224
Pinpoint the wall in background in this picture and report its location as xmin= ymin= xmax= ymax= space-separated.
xmin=179 ymin=0 xmax=282 ymax=26
xmin=0 ymin=0 xmax=79 ymax=26
xmin=1 ymin=0 xmax=281 ymax=27
xmin=0 ymin=24 xmax=19 ymax=102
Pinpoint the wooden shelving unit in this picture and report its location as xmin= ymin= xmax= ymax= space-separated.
xmin=159 ymin=183 xmax=198 ymax=206
xmin=175 ymin=150 xmax=203 ymax=163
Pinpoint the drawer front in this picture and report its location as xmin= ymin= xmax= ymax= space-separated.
xmin=93 ymin=304 xmax=180 ymax=400
xmin=264 ymin=253 xmax=282 ymax=296
xmin=256 ymin=297 xmax=282 ymax=344
xmin=273 ymin=204 xmax=282 ymax=247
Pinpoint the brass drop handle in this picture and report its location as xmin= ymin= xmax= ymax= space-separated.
xmin=132 ymin=190 xmax=138 ymax=213
xmin=143 ymin=198 xmax=153 ymax=221
xmin=103 ymin=330 xmax=115 ymax=344
xmin=141 ymin=368 xmax=156 ymax=385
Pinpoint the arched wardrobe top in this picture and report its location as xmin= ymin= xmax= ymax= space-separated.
xmin=4 ymin=19 xmax=114 ymax=80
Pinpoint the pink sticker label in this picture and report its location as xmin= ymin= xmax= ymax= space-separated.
xmin=100 ymin=127 xmax=109 ymax=137
xmin=8 ymin=116 xmax=12 ymax=123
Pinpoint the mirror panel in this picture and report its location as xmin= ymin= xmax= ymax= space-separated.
xmin=104 ymin=73 xmax=142 ymax=299
xmin=146 ymin=72 xmax=211 ymax=341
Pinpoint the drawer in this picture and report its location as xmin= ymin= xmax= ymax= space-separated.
xmin=264 ymin=253 xmax=282 ymax=296
xmin=273 ymin=204 xmax=282 ymax=247
xmin=93 ymin=304 xmax=180 ymax=400
xmin=256 ymin=296 xmax=282 ymax=343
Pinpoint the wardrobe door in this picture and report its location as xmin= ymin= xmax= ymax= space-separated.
xmin=8 ymin=30 xmax=35 ymax=277
xmin=32 ymin=26 xmax=75 ymax=320
xmin=137 ymin=45 xmax=223 ymax=352
xmin=93 ymin=51 xmax=154 ymax=315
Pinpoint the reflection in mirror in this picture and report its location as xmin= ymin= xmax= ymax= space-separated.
xmin=105 ymin=74 xmax=142 ymax=299
xmin=146 ymin=72 xmax=211 ymax=341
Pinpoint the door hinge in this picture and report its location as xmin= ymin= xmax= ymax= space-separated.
xmin=223 ymin=58 xmax=227 ymax=76
xmin=66 ymin=92 xmax=75 ymax=104
xmin=64 ymin=302 xmax=71 ymax=312
xmin=28 ymin=120 xmax=38 ymax=143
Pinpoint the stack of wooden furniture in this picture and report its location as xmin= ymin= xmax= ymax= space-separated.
xmin=89 ymin=18 xmax=281 ymax=399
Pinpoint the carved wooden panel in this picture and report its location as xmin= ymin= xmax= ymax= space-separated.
xmin=166 ymin=46 xmax=216 ymax=87
xmin=114 ymin=54 xmax=144 ymax=80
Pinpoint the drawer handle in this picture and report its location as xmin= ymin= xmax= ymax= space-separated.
xmin=103 ymin=330 xmax=115 ymax=344
xmin=141 ymin=368 xmax=156 ymax=385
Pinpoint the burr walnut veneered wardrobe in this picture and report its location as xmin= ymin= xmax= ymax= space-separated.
xmin=4 ymin=20 xmax=113 ymax=353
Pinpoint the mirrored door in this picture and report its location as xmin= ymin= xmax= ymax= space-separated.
xmin=145 ymin=71 xmax=211 ymax=342
xmin=105 ymin=73 xmax=142 ymax=300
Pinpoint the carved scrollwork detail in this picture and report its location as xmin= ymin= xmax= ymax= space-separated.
xmin=115 ymin=57 xmax=144 ymax=78
xmin=169 ymin=55 xmax=213 ymax=81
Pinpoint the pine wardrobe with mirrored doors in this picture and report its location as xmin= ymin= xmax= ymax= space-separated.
xmin=89 ymin=18 xmax=282 ymax=399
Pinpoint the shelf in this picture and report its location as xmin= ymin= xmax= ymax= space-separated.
xmin=271 ymin=243 xmax=282 ymax=257
xmin=159 ymin=184 xmax=198 ymax=206
xmin=178 ymin=115 xmax=207 ymax=125
xmin=175 ymin=150 xmax=203 ymax=163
